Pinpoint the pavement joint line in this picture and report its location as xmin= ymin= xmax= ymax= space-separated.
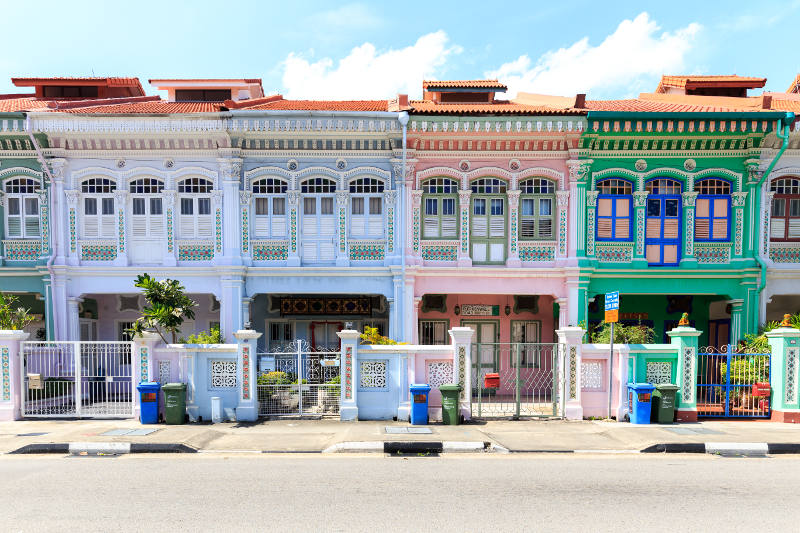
xmin=574 ymin=449 xmax=641 ymax=454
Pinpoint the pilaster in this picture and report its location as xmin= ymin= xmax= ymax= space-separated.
xmin=239 ymin=191 xmax=252 ymax=264
xmin=67 ymin=297 xmax=83 ymax=341
xmin=765 ymin=325 xmax=800 ymax=422
xmin=731 ymin=191 xmax=748 ymax=259
xmin=681 ymin=192 xmax=698 ymax=266
xmin=632 ymin=191 xmax=649 ymax=263
xmin=162 ymin=190 xmax=177 ymax=266
xmin=667 ymin=325 xmax=702 ymax=421
xmin=218 ymin=158 xmax=243 ymax=264
xmin=384 ymin=189 xmax=397 ymax=255
xmin=211 ymin=189 xmax=224 ymax=261
xmin=457 ymin=189 xmax=472 ymax=266
xmin=506 ymin=190 xmax=521 ymax=267
xmin=335 ymin=190 xmax=349 ymax=266
xmin=585 ymin=191 xmax=598 ymax=257
xmin=727 ymin=299 xmax=745 ymax=344
xmin=337 ymin=329 xmax=361 ymax=420
xmin=449 ymin=327 xmax=474 ymax=421
xmin=64 ymin=190 xmax=79 ymax=266
xmin=0 ymin=330 xmax=30 ymax=421
xmin=287 ymin=191 xmax=300 ymax=267
xmin=410 ymin=190 xmax=422 ymax=261
xmin=556 ymin=327 xmax=584 ymax=420
xmin=132 ymin=330 xmax=161 ymax=417
xmin=220 ymin=276 xmax=245 ymax=343
xmin=113 ymin=189 xmax=129 ymax=266
xmin=48 ymin=159 xmax=67 ymax=264
xmin=233 ymin=329 xmax=262 ymax=421
xmin=556 ymin=190 xmax=570 ymax=258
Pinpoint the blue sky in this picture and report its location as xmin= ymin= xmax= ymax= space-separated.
xmin=2 ymin=0 xmax=799 ymax=100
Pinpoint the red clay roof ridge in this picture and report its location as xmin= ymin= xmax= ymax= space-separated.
xmin=223 ymin=94 xmax=283 ymax=109
xmin=46 ymin=95 xmax=161 ymax=110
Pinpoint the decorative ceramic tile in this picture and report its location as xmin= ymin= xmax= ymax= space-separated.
xmin=359 ymin=360 xmax=387 ymax=389
xmin=769 ymin=246 xmax=800 ymax=263
xmin=178 ymin=244 xmax=214 ymax=261
xmin=3 ymin=240 xmax=41 ymax=261
xmin=519 ymin=243 xmax=555 ymax=261
xmin=252 ymin=241 xmax=289 ymax=261
xmin=349 ymin=242 xmax=385 ymax=260
xmin=158 ymin=360 xmax=171 ymax=385
xmin=581 ymin=360 xmax=603 ymax=391
xmin=241 ymin=346 xmax=251 ymax=400
xmin=421 ymin=243 xmax=458 ymax=261
xmin=210 ymin=360 xmax=237 ymax=388
xmin=426 ymin=360 xmax=453 ymax=389
xmin=1 ymin=347 xmax=9 ymax=401
xmin=695 ymin=246 xmax=730 ymax=264
xmin=80 ymin=242 xmax=117 ymax=261
xmin=646 ymin=361 xmax=673 ymax=384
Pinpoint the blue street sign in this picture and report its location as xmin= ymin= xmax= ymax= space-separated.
xmin=605 ymin=291 xmax=619 ymax=311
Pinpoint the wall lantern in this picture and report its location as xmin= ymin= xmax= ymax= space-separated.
xmin=505 ymin=305 xmax=511 ymax=316
xmin=454 ymin=305 xmax=461 ymax=316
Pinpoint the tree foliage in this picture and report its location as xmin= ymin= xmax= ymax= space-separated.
xmin=0 ymin=293 xmax=35 ymax=331
xmin=589 ymin=321 xmax=655 ymax=344
xmin=127 ymin=274 xmax=197 ymax=344
xmin=359 ymin=326 xmax=405 ymax=345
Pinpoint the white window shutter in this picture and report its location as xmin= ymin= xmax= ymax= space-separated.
xmin=771 ymin=219 xmax=786 ymax=238
xmin=472 ymin=217 xmax=488 ymax=237
xmin=254 ymin=216 xmax=269 ymax=237
xmin=489 ymin=216 xmax=505 ymax=238
xmin=367 ymin=216 xmax=383 ymax=237
xmin=320 ymin=216 xmax=336 ymax=236
xmin=423 ymin=217 xmax=439 ymax=238
xmin=197 ymin=215 xmax=213 ymax=238
xmin=179 ymin=215 xmax=194 ymax=238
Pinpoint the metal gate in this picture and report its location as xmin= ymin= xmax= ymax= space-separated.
xmin=470 ymin=343 xmax=563 ymax=418
xmin=21 ymin=341 xmax=134 ymax=418
xmin=257 ymin=340 xmax=340 ymax=417
xmin=697 ymin=345 xmax=771 ymax=418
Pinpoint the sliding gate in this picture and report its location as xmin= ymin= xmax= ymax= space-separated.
xmin=21 ymin=341 xmax=134 ymax=418
xmin=470 ymin=342 xmax=563 ymax=418
xmin=696 ymin=345 xmax=771 ymax=418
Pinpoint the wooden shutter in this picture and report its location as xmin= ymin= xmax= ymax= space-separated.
xmin=663 ymin=219 xmax=679 ymax=239
xmin=771 ymin=218 xmax=786 ymax=238
xmin=597 ymin=199 xmax=612 ymax=238
xmin=472 ymin=217 xmax=488 ymax=237
xmin=441 ymin=215 xmax=457 ymax=238
xmin=489 ymin=216 xmax=505 ymax=238
xmin=789 ymin=219 xmax=800 ymax=239
xmin=695 ymin=199 xmax=710 ymax=239
xmin=538 ymin=218 xmax=552 ymax=238
xmin=615 ymin=198 xmax=630 ymax=238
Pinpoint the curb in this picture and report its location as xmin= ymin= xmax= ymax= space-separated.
xmin=640 ymin=442 xmax=800 ymax=455
xmin=8 ymin=442 xmax=197 ymax=455
xmin=322 ymin=441 xmax=492 ymax=454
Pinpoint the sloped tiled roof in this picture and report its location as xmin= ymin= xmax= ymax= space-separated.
xmin=12 ymin=76 xmax=145 ymax=95
xmin=0 ymin=96 xmax=51 ymax=112
xmin=656 ymin=75 xmax=766 ymax=93
xmin=63 ymin=100 xmax=223 ymax=114
xmin=786 ymin=75 xmax=800 ymax=94
xmin=422 ymin=80 xmax=507 ymax=90
xmin=230 ymin=96 xmax=388 ymax=112
xmin=769 ymin=96 xmax=800 ymax=113
xmin=409 ymin=99 xmax=583 ymax=115
xmin=584 ymin=99 xmax=757 ymax=113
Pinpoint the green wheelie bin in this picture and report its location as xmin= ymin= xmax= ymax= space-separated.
xmin=162 ymin=382 xmax=188 ymax=425
xmin=439 ymin=384 xmax=462 ymax=425
xmin=651 ymin=384 xmax=678 ymax=424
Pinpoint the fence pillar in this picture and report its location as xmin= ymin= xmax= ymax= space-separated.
xmin=233 ymin=329 xmax=262 ymax=422
xmin=449 ymin=327 xmax=474 ymax=421
xmin=667 ymin=325 xmax=701 ymax=422
xmin=337 ymin=329 xmax=360 ymax=421
xmin=617 ymin=344 xmax=631 ymax=421
xmin=556 ymin=327 xmax=584 ymax=420
xmin=765 ymin=324 xmax=800 ymax=423
xmin=0 ymin=331 xmax=29 ymax=421
xmin=132 ymin=331 xmax=160 ymax=417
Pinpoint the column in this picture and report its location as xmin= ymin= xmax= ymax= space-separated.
xmin=384 ymin=190 xmax=397 ymax=257
xmin=131 ymin=330 xmax=161 ymax=417
xmin=233 ymin=328 xmax=261 ymax=422
xmin=113 ymin=189 xmax=128 ymax=266
xmin=48 ymin=159 xmax=67 ymax=264
xmin=765 ymin=321 xmax=800 ymax=423
xmin=162 ymin=190 xmax=177 ymax=266
xmin=220 ymin=276 xmax=244 ymax=343
xmin=457 ymin=189 xmax=472 ymax=267
xmin=410 ymin=190 xmax=422 ymax=263
xmin=681 ymin=192 xmax=698 ymax=266
xmin=506 ymin=190 xmax=521 ymax=267
xmin=241 ymin=297 xmax=253 ymax=329
xmin=566 ymin=158 xmax=591 ymax=258
xmin=731 ymin=192 xmax=747 ymax=259
xmin=666 ymin=324 xmax=701 ymax=422
xmin=211 ymin=190 xmax=224 ymax=261
xmin=760 ymin=190 xmax=774 ymax=261
xmin=556 ymin=327 xmax=584 ymax=420
xmin=555 ymin=297 xmax=569 ymax=329
xmin=632 ymin=191 xmax=649 ymax=264
xmin=556 ymin=190 xmax=570 ymax=259
xmin=727 ymin=299 xmax=745 ymax=344
xmin=67 ymin=297 xmax=82 ymax=341
xmin=337 ymin=329 xmax=361 ymax=420
xmin=449 ymin=327 xmax=474 ymax=421
xmin=64 ymin=190 xmax=79 ymax=266
xmin=218 ymin=158 xmax=243 ymax=264
xmin=585 ymin=191 xmax=598 ymax=258
xmin=335 ymin=190 xmax=349 ymax=267
xmin=37 ymin=188 xmax=50 ymax=261
xmin=287 ymin=191 xmax=300 ymax=267
xmin=239 ymin=191 xmax=252 ymax=265
xmin=0 ymin=330 xmax=30 ymax=420
xmin=51 ymin=272 xmax=67 ymax=341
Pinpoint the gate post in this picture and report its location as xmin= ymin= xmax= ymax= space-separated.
xmin=556 ymin=327 xmax=584 ymax=420
xmin=667 ymin=324 xmax=701 ymax=422
xmin=448 ymin=327 xmax=474 ymax=421
xmin=0 ymin=331 xmax=29 ymax=421
xmin=337 ymin=329 xmax=361 ymax=421
xmin=765 ymin=321 xmax=800 ymax=423
xmin=234 ymin=329 xmax=262 ymax=422
xmin=132 ymin=331 xmax=160 ymax=418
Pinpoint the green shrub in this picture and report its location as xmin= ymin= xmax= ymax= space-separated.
xmin=719 ymin=356 xmax=769 ymax=384
xmin=326 ymin=375 xmax=341 ymax=385
xmin=0 ymin=293 xmax=35 ymax=331
xmin=589 ymin=321 xmax=655 ymax=344
xmin=257 ymin=371 xmax=292 ymax=386
xmin=180 ymin=327 xmax=223 ymax=344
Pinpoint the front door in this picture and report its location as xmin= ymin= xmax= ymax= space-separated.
xmin=471 ymin=196 xmax=506 ymax=264
xmin=130 ymin=196 xmax=164 ymax=263
xmin=462 ymin=320 xmax=498 ymax=378
xmin=645 ymin=196 xmax=680 ymax=266
xmin=310 ymin=321 xmax=343 ymax=351
xmin=302 ymin=196 xmax=336 ymax=263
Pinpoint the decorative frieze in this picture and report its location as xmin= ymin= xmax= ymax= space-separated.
xmin=3 ymin=240 xmax=41 ymax=261
xmin=251 ymin=240 xmax=289 ymax=261
xmin=420 ymin=241 xmax=458 ymax=261
xmin=178 ymin=242 xmax=214 ymax=261
xmin=518 ymin=242 xmax=556 ymax=261
xmin=349 ymin=241 xmax=385 ymax=261
xmin=769 ymin=246 xmax=800 ymax=263
xmin=595 ymin=244 xmax=633 ymax=263
xmin=80 ymin=241 xmax=117 ymax=261
xmin=694 ymin=245 xmax=731 ymax=264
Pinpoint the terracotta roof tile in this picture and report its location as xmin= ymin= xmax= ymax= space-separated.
xmin=769 ymin=97 xmax=800 ymax=113
xmin=232 ymin=98 xmax=388 ymax=111
xmin=0 ymin=97 xmax=52 ymax=112
xmin=422 ymin=80 xmax=507 ymax=90
xmin=656 ymin=75 xmax=766 ymax=93
xmin=787 ymin=75 xmax=800 ymax=94
xmin=63 ymin=101 xmax=223 ymax=114
xmin=409 ymin=99 xmax=583 ymax=115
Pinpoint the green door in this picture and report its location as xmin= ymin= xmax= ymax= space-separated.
xmin=462 ymin=320 xmax=499 ymax=374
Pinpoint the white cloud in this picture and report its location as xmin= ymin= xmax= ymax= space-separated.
xmin=486 ymin=13 xmax=701 ymax=99
xmin=281 ymin=31 xmax=461 ymax=99
xmin=307 ymin=3 xmax=384 ymax=29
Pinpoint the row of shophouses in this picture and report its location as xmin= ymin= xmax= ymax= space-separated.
xmin=1 ymin=74 xmax=800 ymax=357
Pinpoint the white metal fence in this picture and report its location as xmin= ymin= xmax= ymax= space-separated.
xmin=21 ymin=341 xmax=134 ymax=418
xmin=257 ymin=340 xmax=341 ymax=417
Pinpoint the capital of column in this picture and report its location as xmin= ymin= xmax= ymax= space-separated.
xmin=48 ymin=159 xmax=67 ymax=182
xmin=585 ymin=191 xmax=599 ymax=207
xmin=726 ymin=299 xmax=745 ymax=312
xmin=287 ymin=191 xmax=301 ymax=206
xmin=335 ymin=190 xmax=349 ymax=207
xmin=682 ymin=191 xmax=699 ymax=207
xmin=556 ymin=190 xmax=570 ymax=207
xmin=239 ymin=190 xmax=252 ymax=205
xmin=458 ymin=189 xmax=472 ymax=206
xmin=64 ymin=190 xmax=79 ymax=207
xmin=507 ymin=190 xmax=521 ymax=208
xmin=633 ymin=191 xmax=649 ymax=207
xmin=217 ymin=158 xmax=243 ymax=182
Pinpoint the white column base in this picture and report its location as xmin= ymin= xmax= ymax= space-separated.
xmin=340 ymin=405 xmax=358 ymax=421
xmin=287 ymin=256 xmax=301 ymax=267
xmin=565 ymin=403 xmax=583 ymax=420
xmin=0 ymin=405 xmax=20 ymax=421
xmin=235 ymin=404 xmax=257 ymax=422
xmin=396 ymin=402 xmax=411 ymax=422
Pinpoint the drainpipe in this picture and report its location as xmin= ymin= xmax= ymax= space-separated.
xmin=26 ymin=114 xmax=59 ymax=340
xmin=755 ymin=112 xmax=794 ymax=321
xmin=398 ymin=111 xmax=409 ymax=342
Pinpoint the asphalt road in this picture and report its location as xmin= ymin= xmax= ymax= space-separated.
xmin=1 ymin=454 xmax=798 ymax=532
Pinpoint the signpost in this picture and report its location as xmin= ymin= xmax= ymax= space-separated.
xmin=604 ymin=291 xmax=619 ymax=419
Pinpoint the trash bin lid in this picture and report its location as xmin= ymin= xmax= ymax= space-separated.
xmin=409 ymin=383 xmax=432 ymax=393
xmin=162 ymin=382 xmax=187 ymax=391
xmin=137 ymin=381 xmax=161 ymax=391
xmin=655 ymin=383 xmax=679 ymax=391
xmin=438 ymin=384 xmax=462 ymax=392
xmin=628 ymin=382 xmax=656 ymax=392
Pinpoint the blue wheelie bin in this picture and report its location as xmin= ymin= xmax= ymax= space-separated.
xmin=409 ymin=383 xmax=432 ymax=425
xmin=137 ymin=381 xmax=161 ymax=424
xmin=627 ymin=382 xmax=656 ymax=424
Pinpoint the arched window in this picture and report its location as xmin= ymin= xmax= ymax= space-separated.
xmin=177 ymin=178 xmax=213 ymax=239
xmin=470 ymin=178 xmax=508 ymax=263
xmin=252 ymin=178 xmax=288 ymax=239
xmin=349 ymin=178 xmax=385 ymax=238
xmin=596 ymin=178 xmax=633 ymax=241
xmin=422 ymin=178 xmax=458 ymax=239
xmin=81 ymin=178 xmax=117 ymax=239
xmin=3 ymin=178 xmax=39 ymax=239
xmin=645 ymin=178 xmax=682 ymax=265
xmin=301 ymin=177 xmax=337 ymax=262
xmin=770 ymin=177 xmax=800 ymax=241
xmin=695 ymin=178 xmax=731 ymax=242
xmin=519 ymin=178 xmax=556 ymax=240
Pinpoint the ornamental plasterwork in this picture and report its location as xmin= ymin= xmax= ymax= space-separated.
xmin=567 ymin=160 xmax=592 ymax=182
xmin=731 ymin=192 xmax=748 ymax=207
xmin=585 ymin=191 xmax=599 ymax=207
xmin=335 ymin=191 xmax=349 ymax=207
xmin=411 ymin=190 xmax=423 ymax=207
xmin=383 ymin=190 xmax=397 ymax=206
xmin=556 ymin=190 xmax=570 ymax=207
xmin=633 ymin=191 xmax=649 ymax=207
xmin=646 ymin=362 xmax=672 ymax=385
xmin=506 ymin=190 xmax=521 ymax=208
xmin=48 ymin=159 xmax=66 ymax=181
xmin=64 ymin=189 xmax=79 ymax=206
xmin=683 ymin=159 xmax=696 ymax=172
xmin=458 ymin=189 xmax=472 ymax=206
xmin=634 ymin=159 xmax=647 ymax=171
xmin=682 ymin=192 xmax=698 ymax=207
xmin=286 ymin=191 xmax=301 ymax=206
xmin=239 ymin=190 xmax=252 ymax=205
xmin=217 ymin=158 xmax=242 ymax=181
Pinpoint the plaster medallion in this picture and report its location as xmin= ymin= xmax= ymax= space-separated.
xmin=336 ymin=159 xmax=347 ymax=170
xmin=684 ymin=159 xmax=696 ymax=172
xmin=163 ymin=159 xmax=174 ymax=169
xmin=634 ymin=159 xmax=647 ymax=171
xmin=287 ymin=159 xmax=298 ymax=171
xmin=509 ymin=159 xmax=521 ymax=171
xmin=116 ymin=159 xmax=126 ymax=168
xmin=459 ymin=160 xmax=470 ymax=171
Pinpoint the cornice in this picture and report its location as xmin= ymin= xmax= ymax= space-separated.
xmin=414 ymin=150 xmax=569 ymax=160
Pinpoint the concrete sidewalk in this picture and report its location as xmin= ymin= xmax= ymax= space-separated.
xmin=1 ymin=417 xmax=799 ymax=454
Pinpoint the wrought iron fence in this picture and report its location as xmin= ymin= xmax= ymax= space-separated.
xmin=256 ymin=340 xmax=340 ymax=417
xmin=697 ymin=344 xmax=771 ymax=418
xmin=470 ymin=343 xmax=562 ymax=418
